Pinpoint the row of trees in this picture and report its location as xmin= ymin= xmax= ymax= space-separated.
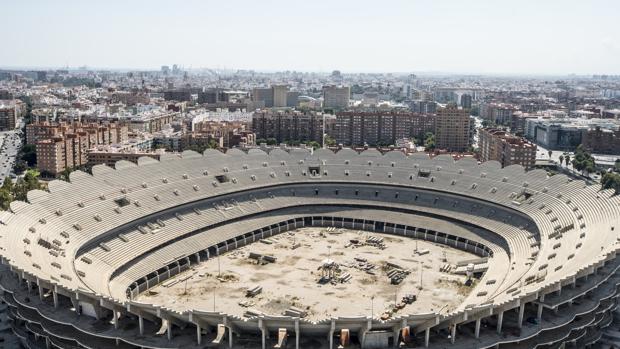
xmin=255 ymin=136 xmax=336 ymax=150
xmin=558 ymin=154 xmax=571 ymax=167
xmin=0 ymin=169 xmax=42 ymax=210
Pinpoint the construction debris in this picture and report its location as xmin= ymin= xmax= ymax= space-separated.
xmin=284 ymin=306 xmax=307 ymax=318
xmin=385 ymin=264 xmax=410 ymax=285
xmin=440 ymin=264 xmax=454 ymax=273
xmin=248 ymin=252 xmax=277 ymax=265
xmin=246 ymin=285 xmax=263 ymax=297
xmin=365 ymin=236 xmax=386 ymax=249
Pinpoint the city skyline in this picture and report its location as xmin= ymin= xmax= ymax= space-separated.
xmin=2 ymin=0 xmax=619 ymax=75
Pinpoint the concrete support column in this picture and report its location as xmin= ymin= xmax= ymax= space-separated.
xmin=259 ymin=319 xmax=266 ymax=349
xmin=38 ymin=284 xmax=44 ymax=301
xmin=167 ymin=320 xmax=172 ymax=341
xmin=25 ymin=280 xmax=31 ymax=294
xmin=496 ymin=311 xmax=504 ymax=334
xmin=393 ymin=325 xmax=401 ymax=348
xmin=52 ymin=291 xmax=58 ymax=309
xmin=537 ymin=303 xmax=544 ymax=321
xmin=45 ymin=337 xmax=51 ymax=349
xmin=328 ymin=319 xmax=335 ymax=349
xmin=113 ymin=310 xmax=119 ymax=329
xmin=450 ymin=324 xmax=456 ymax=344
xmin=138 ymin=315 xmax=144 ymax=335
xmin=196 ymin=324 xmax=202 ymax=345
xmin=475 ymin=318 xmax=481 ymax=338
xmin=295 ymin=319 xmax=300 ymax=349
xmin=518 ymin=303 xmax=525 ymax=329
xmin=70 ymin=298 xmax=80 ymax=315
xmin=425 ymin=328 xmax=430 ymax=348
xmin=228 ymin=326 xmax=233 ymax=348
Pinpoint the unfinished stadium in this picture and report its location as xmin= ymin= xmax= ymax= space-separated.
xmin=0 ymin=148 xmax=619 ymax=349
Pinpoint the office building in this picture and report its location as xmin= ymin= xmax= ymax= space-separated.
xmin=323 ymin=85 xmax=350 ymax=109
xmin=460 ymin=94 xmax=472 ymax=109
xmin=252 ymin=87 xmax=274 ymax=108
xmin=164 ymin=89 xmax=195 ymax=102
xmin=272 ymin=85 xmax=289 ymax=108
xmin=286 ymin=91 xmax=300 ymax=108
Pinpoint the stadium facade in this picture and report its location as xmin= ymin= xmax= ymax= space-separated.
xmin=0 ymin=148 xmax=618 ymax=348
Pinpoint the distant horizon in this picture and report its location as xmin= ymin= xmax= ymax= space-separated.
xmin=2 ymin=0 xmax=619 ymax=75
xmin=0 ymin=64 xmax=614 ymax=79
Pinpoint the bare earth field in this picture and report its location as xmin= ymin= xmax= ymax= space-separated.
xmin=139 ymin=227 xmax=478 ymax=321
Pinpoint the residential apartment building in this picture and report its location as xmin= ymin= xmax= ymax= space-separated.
xmin=479 ymin=128 xmax=537 ymax=169
xmin=480 ymin=103 xmax=517 ymax=125
xmin=0 ymin=101 xmax=17 ymax=131
xmin=27 ymin=122 xmax=128 ymax=146
xmin=87 ymin=148 xmax=163 ymax=167
xmin=435 ymin=106 xmax=470 ymax=152
xmin=334 ymin=111 xmax=435 ymax=146
xmin=409 ymin=100 xmax=437 ymax=114
xmin=36 ymin=132 xmax=89 ymax=175
xmin=32 ymin=121 xmax=129 ymax=175
xmin=323 ymin=85 xmax=350 ymax=109
xmin=582 ymin=126 xmax=620 ymax=155
xmin=251 ymin=110 xmax=326 ymax=144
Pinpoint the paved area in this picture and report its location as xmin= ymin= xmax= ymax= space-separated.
xmin=140 ymin=227 xmax=477 ymax=321
xmin=0 ymin=121 xmax=23 ymax=185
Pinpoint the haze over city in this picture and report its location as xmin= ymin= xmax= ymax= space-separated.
xmin=1 ymin=1 xmax=620 ymax=349
xmin=2 ymin=0 xmax=619 ymax=75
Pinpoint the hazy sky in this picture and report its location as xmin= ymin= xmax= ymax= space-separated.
xmin=1 ymin=0 xmax=619 ymax=75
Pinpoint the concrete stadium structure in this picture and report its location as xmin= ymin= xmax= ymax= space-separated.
xmin=0 ymin=148 xmax=619 ymax=349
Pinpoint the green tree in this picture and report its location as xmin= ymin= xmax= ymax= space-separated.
xmin=324 ymin=135 xmax=336 ymax=147
xmin=256 ymin=138 xmax=267 ymax=145
xmin=13 ymin=169 xmax=42 ymax=201
xmin=601 ymin=172 xmax=620 ymax=194
xmin=1 ymin=177 xmax=13 ymax=192
xmin=547 ymin=150 xmax=553 ymax=159
xmin=307 ymin=141 xmax=321 ymax=150
xmin=20 ymin=144 xmax=37 ymax=167
xmin=424 ymin=132 xmax=436 ymax=151
xmin=59 ymin=167 xmax=74 ymax=182
xmin=559 ymin=155 xmax=564 ymax=166
xmin=0 ymin=189 xmax=12 ymax=211
xmin=266 ymin=138 xmax=277 ymax=145
xmin=565 ymin=155 xmax=571 ymax=167
xmin=0 ymin=177 xmax=14 ymax=210
xmin=571 ymin=145 xmax=596 ymax=175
